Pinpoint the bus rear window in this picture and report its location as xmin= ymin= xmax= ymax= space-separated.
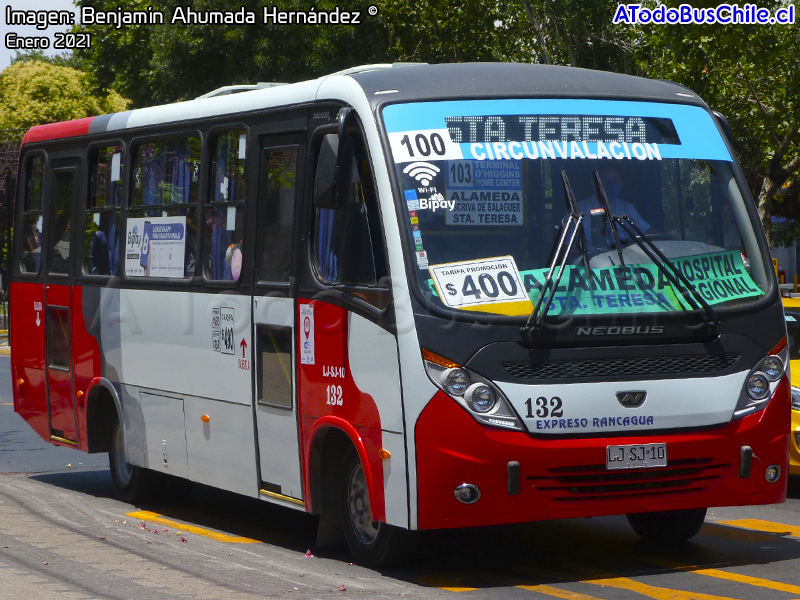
xmin=20 ymin=155 xmax=44 ymax=274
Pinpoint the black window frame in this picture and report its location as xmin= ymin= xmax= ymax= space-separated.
xmin=306 ymin=119 xmax=391 ymax=315
xmin=202 ymin=123 xmax=250 ymax=286
xmin=81 ymin=139 xmax=126 ymax=280
xmin=17 ymin=151 xmax=47 ymax=278
xmin=125 ymin=130 xmax=204 ymax=284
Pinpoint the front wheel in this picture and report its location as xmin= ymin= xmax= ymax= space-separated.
xmin=339 ymin=448 xmax=414 ymax=566
xmin=108 ymin=416 xmax=163 ymax=503
xmin=627 ymin=508 xmax=707 ymax=542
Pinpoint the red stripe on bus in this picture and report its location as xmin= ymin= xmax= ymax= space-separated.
xmin=22 ymin=117 xmax=95 ymax=145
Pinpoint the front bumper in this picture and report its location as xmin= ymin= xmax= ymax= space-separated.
xmin=415 ymin=379 xmax=790 ymax=530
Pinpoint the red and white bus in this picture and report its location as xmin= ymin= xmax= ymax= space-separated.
xmin=11 ymin=63 xmax=789 ymax=565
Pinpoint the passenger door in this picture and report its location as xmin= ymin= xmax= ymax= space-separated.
xmin=252 ymin=135 xmax=305 ymax=503
xmin=45 ymin=159 xmax=79 ymax=444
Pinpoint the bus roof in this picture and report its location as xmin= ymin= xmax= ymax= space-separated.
xmin=20 ymin=63 xmax=706 ymax=146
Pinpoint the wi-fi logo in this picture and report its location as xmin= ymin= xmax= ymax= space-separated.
xmin=403 ymin=162 xmax=440 ymax=186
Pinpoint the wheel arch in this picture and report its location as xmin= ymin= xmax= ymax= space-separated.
xmin=307 ymin=417 xmax=380 ymax=519
xmin=85 ymin=377 xmax=123 ymax=453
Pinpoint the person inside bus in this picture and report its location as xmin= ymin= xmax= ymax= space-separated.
xmin=577 ymin=167 xmax=655 ymax=248
xmin=24 ymin=222 xmax=41 ymax=272
xmin=89 ymin=212 xmax=111 ymax=275
xmin=52 ymin=220 xmax=71 ymax=273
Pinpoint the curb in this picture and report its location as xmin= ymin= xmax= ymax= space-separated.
xmin=0 ymin=347 xmax=10 ymax=356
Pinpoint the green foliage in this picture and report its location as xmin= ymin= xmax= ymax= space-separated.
xmin=75 ymin=0 xmax=393 ymax=107
xmin=11 ymin=49 xmax=86 ymax=70
xmin=0 ymin=61 xmax=129 ymax=130
xmin=629 ymin=0 xmax=800 ymax=241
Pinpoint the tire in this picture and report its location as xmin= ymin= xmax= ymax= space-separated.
xmin=108 ymin=416 xmax=163 ymax=503
xmin=339 ymin=448 xmax=415 ymax=566
xmin=627 ymin=508 xmax=707 ymax=543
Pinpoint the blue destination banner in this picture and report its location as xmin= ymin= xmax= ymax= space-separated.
xmin=383 ymin=99 xmax=731 ymax=163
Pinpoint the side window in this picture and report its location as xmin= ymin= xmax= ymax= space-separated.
xmin=85 ymin=146 xmax=123 ymax=276
xmin=49 ymin=170 xmax=75 ymax=275
xmin=259 ymin=147 xmax=297 ymax=283
xmin=20 ymin=155 xmax=44 ymax=274
xmin=130 ymin=136 xmax=200 ymax=277
xmin=204 ymin=130 xmax=246 ymax=281
xmin=314 ymin=138 xmax=387 ymax=287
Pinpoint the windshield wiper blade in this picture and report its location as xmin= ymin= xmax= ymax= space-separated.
xmin=521 ymin=170 xmax=586 ymax=340
xmin=562 ymin=169 xmax=592 ymax=277
xmin=614 ymin=216 xmax=720 ymax=331
xmin=592 ymin=171 xmax=626 ymax=270
xmin=591 ymin=168 xmax=718 ymax=331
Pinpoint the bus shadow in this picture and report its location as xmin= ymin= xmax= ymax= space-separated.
xmin=28 ymin=469 xmax=800 ymax=586
xmin=29 ymin=468 xmax=346 ymax=558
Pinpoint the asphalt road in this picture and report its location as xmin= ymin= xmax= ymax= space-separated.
xmin=0 ymin=356 xmax=108 ymax=474
xmin=3 ymin=355 xmax=800 ymax=599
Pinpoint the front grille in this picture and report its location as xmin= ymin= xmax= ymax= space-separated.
xmin=527 ymin=458 xmax=730 ymax=502
xmin=502 ymin=354 xmax=739 ymax=381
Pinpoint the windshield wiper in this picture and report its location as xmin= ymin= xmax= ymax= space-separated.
xmin=592 ymin=171 xmax=627 ymax=270
xmin=592 ymin=174 xmax=720 ymax=331
xmin=521 ymin=169 xmax=587 ymax=339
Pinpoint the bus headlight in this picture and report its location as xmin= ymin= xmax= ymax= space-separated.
xmin=733 ymin=339 xmax=788 ymax=420
xmin=445 ymin=368 xmax=470 ymax=396
xmin=760 ymin=356 xmax=784 ymax=381
xmin=745 ymin=372 xmax=770 ymax=400
xmin=422 ymin=349 xmax=523 ymax=431
xmin=792 ymin=387 xmax=800 ymax=411
xmin=465 ymin=384 xmax=496 ymax=413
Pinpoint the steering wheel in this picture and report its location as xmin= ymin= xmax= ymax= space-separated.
xmin=607 ymin=233 xmax=674 ymax=250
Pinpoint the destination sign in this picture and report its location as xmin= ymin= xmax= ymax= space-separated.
xmin=444 ymin=115 xmax=681 ymax=145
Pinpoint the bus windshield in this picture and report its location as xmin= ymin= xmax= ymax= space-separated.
xmin=382 ymin=99 xmax=769 ymax=318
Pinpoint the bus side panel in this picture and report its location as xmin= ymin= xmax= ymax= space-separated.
xmin=11 ymin=281 xmax=49 ymax=441
xmin=72 ymin=285 xmax=103 ymax=451
xmin=297 ymin=300 xmax=386 ymax=522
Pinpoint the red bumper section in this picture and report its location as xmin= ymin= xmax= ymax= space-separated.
xmin=415 ymin=380 xmax=790 ymax=530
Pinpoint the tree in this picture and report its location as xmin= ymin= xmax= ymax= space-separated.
xmin=628 ymin=0 xmax=800 ymax=244
xmin=0 ymin=60 xmax=129 ymax=131
xmin=75 ymin=0 xmax=393 ymax=107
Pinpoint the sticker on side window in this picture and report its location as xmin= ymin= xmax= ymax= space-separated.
xmin=429 ymin=256 xmax=532 ymax=315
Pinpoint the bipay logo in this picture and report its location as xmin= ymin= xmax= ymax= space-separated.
xmin=419 ymin=192 xmax=455 ymax=212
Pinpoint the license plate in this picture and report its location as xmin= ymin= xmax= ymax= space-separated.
xmin=606 ymin=443 xmax=667 ymax=470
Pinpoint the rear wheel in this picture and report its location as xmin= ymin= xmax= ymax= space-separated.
xmin=627 ymin=508 xmax=707 ymax=542
xmin=339 ymin=448 xmax=414 ymax=566
xmin=108 ymin=416 xmax=163 ymax=503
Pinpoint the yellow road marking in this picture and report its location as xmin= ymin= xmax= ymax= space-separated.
xmin=581 ymin=573 xmax=745 ymax=600
xmin=516 ymin=584 xmax=606 ymax=599
xmin=1 ymin=402 xmax=11 ymax=406
xmin=126 ymin=510 xmax=259 ymax=544
xmin=698 ymin=522 xmax=776 ymax=543
xmin=567 ymin=564 xmax=746 ymax=600
xmin=415 ymin=574 xmax=478 ymax=592
xmin=641 ymin=556 xmax=800 ymax=596
xmin=716 ymin=518 xmax=800 ymax=539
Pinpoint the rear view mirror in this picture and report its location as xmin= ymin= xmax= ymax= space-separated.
xmin=313 ymin=134 xmax=340 ymax=209
xmin=313 ymin=108 xmax=357 ymax=210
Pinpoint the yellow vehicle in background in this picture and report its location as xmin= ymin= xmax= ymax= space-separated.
xmin=783 ymin=297 xmax=800 ymax=475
